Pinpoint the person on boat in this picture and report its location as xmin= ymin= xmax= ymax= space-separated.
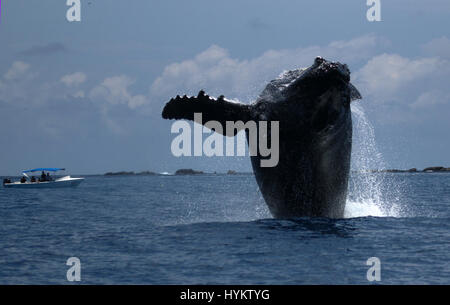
xmin=31 ymin=176 xmax=36 ymax=183
xmin=46 ymin=173 xmax=52 ymax=181
xmin=41 ymin=171 xmax=46 ymax=182
xmin=3 ymin=178 xmax=9 ymax=185
xmin=20 ymin=176 xmax=27 ymax=183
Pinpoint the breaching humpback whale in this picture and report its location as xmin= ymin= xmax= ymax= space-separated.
xmin=162 ymin=57 xmax=361 ymax=218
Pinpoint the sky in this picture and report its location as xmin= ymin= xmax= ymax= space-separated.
xmin=0 ymin=0 xmax=449 ymax=175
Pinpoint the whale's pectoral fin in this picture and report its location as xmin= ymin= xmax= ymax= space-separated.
xmin=162 ymin=90 xmax=253 ymax=136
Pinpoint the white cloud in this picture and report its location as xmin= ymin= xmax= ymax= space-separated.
xmin=90 ymin=75 xmax=148 ymax=109
xmin=410 ymin=90 xmax=450 ymax=109
xmin=355 ymin=54 xmax=446 ymax=100
xmin=422 ymin=36 xmax=450 ymax=60
xmin=61 ymin=72 xmax=87 ymax=86
xmin=73 ymin=90 xmax=85 ymax=98
xmin=353 ymin=53 xmax=450 ymax=123
xmin=150 ymin=34 xmax=386 ymax=102
xmin=4 ymin=61 xmax=31 ymax=80
xmin=0 ymin=62 xmax=86 ymax=105
xmin=2 ymin=35 xmax=449 ymax=132
xmin=0 ymin=61 xmax=41 ymax=104
xmin=151 ymin=38 xmax=450 ymax=128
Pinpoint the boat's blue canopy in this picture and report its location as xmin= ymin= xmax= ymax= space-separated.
xmin=23 ymin=168 xmax=65 ymax=173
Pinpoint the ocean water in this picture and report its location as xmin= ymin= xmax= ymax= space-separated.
xmin=0 ymin=172 xmax=449 ymax=285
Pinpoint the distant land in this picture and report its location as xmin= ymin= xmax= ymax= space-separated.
xmin=104 ymin=166 xmax=450 ymax=176
xmin=104 ymin=169 xmax=252 ymax=176
xmin=104 ymin=171 xmax=159 ymax=176
xmin=354 ymin=166 xmax=450 ymax=173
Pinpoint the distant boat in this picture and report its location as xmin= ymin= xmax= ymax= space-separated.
xmin=3 ymin=168 xmax=84 ymax=189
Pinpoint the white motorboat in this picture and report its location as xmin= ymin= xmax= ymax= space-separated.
xmin=3 ymin=168 xmax=84 ymax=189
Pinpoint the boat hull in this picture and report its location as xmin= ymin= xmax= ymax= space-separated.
xmin=3 ymin=177 xmax=84 ymax=189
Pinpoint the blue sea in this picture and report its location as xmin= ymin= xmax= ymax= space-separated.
xmin=0 ymin=172 xmax=449 ymax=284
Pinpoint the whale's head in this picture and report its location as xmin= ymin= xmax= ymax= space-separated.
xmin=260 ymin=57 xmax=361 ymax=102
xmin=309 ymin=56 xmax=351 ymax=82
xmin=255 ymin=56 xmax=362 ymax=145
xmin=280 ymin=57 xmax=361 ymax=102
xmin=258 ymin=57 xmax=361 ymax=133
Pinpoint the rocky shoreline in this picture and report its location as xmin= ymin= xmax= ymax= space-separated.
xmin=362 ymin=166 xmax=450 ymax=173
xmin=104 ymin=171 xmax=158 ymax=176
xmin=104 ymin=169 xmax=251 ymax=176
xmin=105 ymin=166 xmax=450 ymax=176
xmin=174 ymin=169 xmax=204 ymax=175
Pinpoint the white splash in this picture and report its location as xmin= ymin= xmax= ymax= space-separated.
xmin=344 ymin=199 xmax=385 ymax=218
xmin=345 ymin=103 xmax=405 ymax=218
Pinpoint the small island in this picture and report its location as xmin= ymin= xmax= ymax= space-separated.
xmin=105 ymin=166 xmax=450 ymax=177
xmin=105 ymin=171 xmax=158 ymax=176
xmin=174 ymin=169 xmax=205 ymax=175
xmin=103 ymin=169 xmax=255 ymax=176
xmin=365 ymin=166 xmax=450 ymax=173
xmin=422 ymin=167 xmax=450 ymax=172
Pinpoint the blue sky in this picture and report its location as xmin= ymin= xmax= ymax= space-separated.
xmin=0 ymin=0 xmax=449 ymax=175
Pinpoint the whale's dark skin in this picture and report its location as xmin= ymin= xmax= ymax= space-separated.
xmin=162 ymin=57 xmax=361 ymax=218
